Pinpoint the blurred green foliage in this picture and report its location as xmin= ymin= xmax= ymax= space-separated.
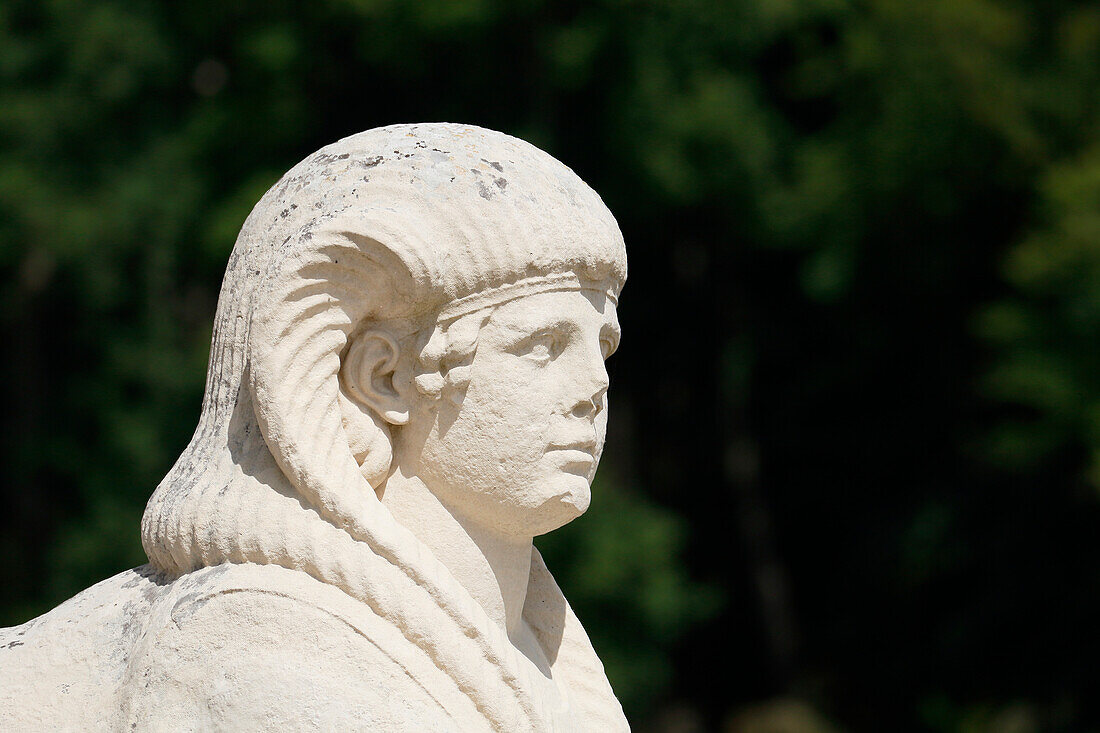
xmin=2 ymin=0 xmax=1100 ymax=730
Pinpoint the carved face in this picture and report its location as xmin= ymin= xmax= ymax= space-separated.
xmin=409 ymin=289 xmax=620 ymax=537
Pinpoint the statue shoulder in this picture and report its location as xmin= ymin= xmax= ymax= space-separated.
xmin=122 ymin=563 xmax=477 ymax=732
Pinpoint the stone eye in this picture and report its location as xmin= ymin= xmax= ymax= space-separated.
xmin=523 ymin=331 xmax=556 ymax=362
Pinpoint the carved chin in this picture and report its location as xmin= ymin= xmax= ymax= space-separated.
xmin=558 ymin=482 xmax=592 ymax=515
xmin=526 ymin=479 xmax=591 ymax=536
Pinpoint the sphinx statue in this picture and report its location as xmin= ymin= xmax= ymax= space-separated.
xmin=0 ymin=124 xmax=629 ymax=731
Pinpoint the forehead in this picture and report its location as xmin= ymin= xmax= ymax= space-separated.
xmin=487 ymin=289 xmax=619 ymax=332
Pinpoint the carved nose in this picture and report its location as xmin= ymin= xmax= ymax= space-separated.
xmin=569 ymin=345 xmax=609 ymax=420
xmin=571 ymin=385 xmax=606 ymax=419
xmin=572 ymin=398 xmax=597 ymax=419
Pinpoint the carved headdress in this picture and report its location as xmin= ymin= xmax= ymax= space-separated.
xmin=141 ymin=124 xmax=628 ymax=730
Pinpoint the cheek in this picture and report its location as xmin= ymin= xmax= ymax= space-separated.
xmin=483 ymin=374 xmax=551 ymax=441
xmin=455 ymin=362 xmax=555 ymax=467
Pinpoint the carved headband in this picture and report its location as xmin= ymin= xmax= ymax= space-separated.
xmin=435 ymin=271 xmax=619 ymax=323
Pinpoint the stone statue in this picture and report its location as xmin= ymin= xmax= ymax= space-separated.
xmin=0 ymin=124 xmax=629 ymax=731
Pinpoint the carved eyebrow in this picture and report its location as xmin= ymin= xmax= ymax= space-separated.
xmin=495 ymin=315 xmax=576 ymax=345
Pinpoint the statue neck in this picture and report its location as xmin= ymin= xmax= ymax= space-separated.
xmin=379 ymin=466 xmax=541 ymax=664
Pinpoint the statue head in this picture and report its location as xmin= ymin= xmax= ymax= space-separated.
xmin=143 ymin=122 xmax=625 ymax=569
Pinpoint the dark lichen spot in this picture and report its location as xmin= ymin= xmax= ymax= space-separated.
xmin=476 ymin=181 xmax=494 ymax=200
xmin=359 ymin=156 xmax=384 ymax=168
xmin=482 ymin=159 xmax=504 ymax=172
xmin=311 ymin=152 xmax=350 ymax=164
xmin=493 ymin=176 xmax=508 ymax=190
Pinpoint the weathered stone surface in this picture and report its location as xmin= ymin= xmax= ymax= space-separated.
xmin=0 ymin=123 xmax=629 ymax=731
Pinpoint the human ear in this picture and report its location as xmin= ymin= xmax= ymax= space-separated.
xmin=341 ymin=330 xmax=410 ymax=426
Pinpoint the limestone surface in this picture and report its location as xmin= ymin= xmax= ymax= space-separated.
xmin=0 ymin=123 xmax=629 ymax=731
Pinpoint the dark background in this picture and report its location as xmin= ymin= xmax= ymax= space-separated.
xmin=2 ymin=1 xmax=1099 ymax=731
